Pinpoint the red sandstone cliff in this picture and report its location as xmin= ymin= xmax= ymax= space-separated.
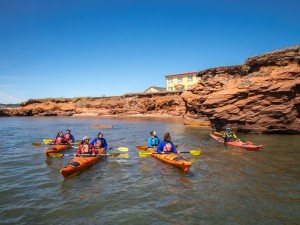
xmin=1 ymin=46 xmax=299 ymax=134
xmin=182 ymin=46 xmax=300 ymax=134
xmin=0 ymin=92 xmax=185 ymax=117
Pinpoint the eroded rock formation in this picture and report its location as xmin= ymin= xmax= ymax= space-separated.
xmin=0 ymin=92 xmax=185 ymax=117
xmin=182 ymin=46 xmax=300 ymax=133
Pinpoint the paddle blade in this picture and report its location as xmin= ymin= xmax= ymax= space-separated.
xmin=43 ymin=139 xmax=52 ymax=144
xmin=189 ymin=150 xmax=202 ymax=156
xmin=138 ymin=151 xmax=152 ymax=157
xmin=48 ymin=153 xmax=64 ymax=158
xmin=116 ymin=147 xmax=128 ymax=152
xmin=32 ymin=142 xmax=42 ymax=146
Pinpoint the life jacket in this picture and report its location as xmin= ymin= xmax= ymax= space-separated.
xmin=223 ymin=131 xmax=233 ymax=138
xmin=55 ymin=137 xmax=63 ymax=144
xmin=65 ymin=133 xmax=70 ymax=140
xmin=163 ymin=142 xmax=173 ymax=152
xmin=150 ymin=137 xmax=159 ymax=146
xmin=94 ymin=139 xmax=103 ymax=148
xmin=81 ymin=144 xmax=91 ymax=154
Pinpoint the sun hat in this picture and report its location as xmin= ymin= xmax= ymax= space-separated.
xmin=82 ymin=136 xmax=90 ymax=141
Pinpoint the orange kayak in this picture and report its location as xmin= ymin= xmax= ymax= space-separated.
xmin=146 ymin=148 xmax=191 ymax=172
xmin=60 ymin=148 xmax=106 ymax=178
xmin=44 ymin=144 xmax=72 ymax=157
xmin=210 ymin=134 xmax=263 ymax=151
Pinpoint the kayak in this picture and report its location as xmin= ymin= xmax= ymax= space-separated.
xmin=146 ymin=147 xmax=192 ymax=172
xmin=44 ymin=144 xmax=72 ymax=157
xmin=210 ymin=134 xmax=262 ymax=151
xmin=60 ymin=148 xmax=106 ymax=178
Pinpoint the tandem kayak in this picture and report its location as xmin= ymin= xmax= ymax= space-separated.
xmin=210 ymin=134 xmax=262 ymax=151
xmin=44 ymin=144 xmax=72 ymax=156
xmin=146 ymin=148 xmax=192 ymax=172
xmin=60 ymin=148 xmax=106 ymax=178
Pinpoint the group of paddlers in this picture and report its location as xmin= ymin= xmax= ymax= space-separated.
xmin=52 ymin=130 xmax=108 ymax=156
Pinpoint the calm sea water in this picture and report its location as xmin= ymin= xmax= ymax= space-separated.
xmin=0 ymin=117 xmax=299 ymax=225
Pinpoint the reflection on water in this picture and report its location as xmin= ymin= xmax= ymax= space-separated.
xmin=0 ymin=117 xmax=299 ymax=224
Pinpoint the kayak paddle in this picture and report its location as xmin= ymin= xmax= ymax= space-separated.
xmin=107 ymin=147 xmax=128 ymax=152
xmin=48 ymin=152 xmax=121 ymax=158
xmin=138 ymin=150 xmax=201 ymax=156
xmin=32 ymin=142 xmax=52 ymax=146
xmin=72 ymin=146 xmax=129 ymax=151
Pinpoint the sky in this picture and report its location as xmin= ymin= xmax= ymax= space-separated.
xmin=0 ymin=0 xmax=299 ymax=104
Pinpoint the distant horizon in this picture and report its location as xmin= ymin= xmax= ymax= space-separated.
xmin=1 ymin=0 xmax=299 ymax=104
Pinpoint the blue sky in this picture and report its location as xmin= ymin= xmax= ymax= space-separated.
xmin=0 ymin=0 xmax=299 ymax=104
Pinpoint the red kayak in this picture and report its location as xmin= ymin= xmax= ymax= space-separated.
xmin=210 ymin=134 xmax=262 ymax=151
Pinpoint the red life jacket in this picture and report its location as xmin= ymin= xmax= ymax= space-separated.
xmin=94 ymin=140 xmax=102 ymax=148
xmin=65 ymin=133 xmax=70 ymax=140
xmin=163 ymin=142 xmax=172 ymax=152
xmin=55 ymin=137 xmax=63 ymax=144
xmin=81 ymin=144 xmax=91 ymax=154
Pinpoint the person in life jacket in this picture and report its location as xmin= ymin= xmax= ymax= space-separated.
xmin=147 ymin=131 xmax=160 ymax=148
xmin=223 ymin=127 xmax=237 ymax=142
xmin=90 ymin=132 xmax=108 ymax=150
xmin=52 ymin=132 xmax=68 ymax=145
xmin=156 ymin=132 xmax=178 ymax=154
xmin=63 ymin=129 xmax=75 ymax=144
xmin=76 ymin=136 xmax=96 ymax=156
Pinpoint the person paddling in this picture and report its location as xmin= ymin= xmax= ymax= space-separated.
xmin=76 ymin=136 xmax=96 ymax=156
xmin=64 ymin=129 xmax=75 ymax=144
xmin=90 ymin=132 xmax=108 ymax=150
xmin=156 ymin=132 xmax=178 ymax=154
xmin=223 ymin=128 xmax=237 ymax=142
xmin=147 ymin=130 xmax=160 ymax=148
xmin=52 ymin=132 xmax=68 ymax=145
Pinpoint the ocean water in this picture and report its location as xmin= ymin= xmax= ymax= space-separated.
xmin=0 ymin=117 xmax=299 ymax=225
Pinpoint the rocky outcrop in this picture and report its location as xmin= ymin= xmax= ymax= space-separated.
xmin=0 ymin=92 xmax=185 ymax=117
xmin=182 ymin=46 xmax=300 ymax=133
xmin=1 ymin=46 xmax=299 ymax=134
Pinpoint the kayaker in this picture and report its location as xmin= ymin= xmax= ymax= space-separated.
xmin=64 ymin=129 xmax=75 ymax=144
xmin=156 ymin=132 xmax=178 ymax=154
xmin=147 ymin=130 xmax=160 ymax=148
xmin=52 ymin=132 xmax=68 ymax=145
xmin=223 ymin=128 xmax=237 ymax=142
xmin=76 ymin=136 xmax=96 ymax=156
xmin=90 ymin=132 xmax=108 ymax=150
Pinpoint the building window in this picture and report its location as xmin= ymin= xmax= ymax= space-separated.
xmin=168 ymin=77 xmax=173 ymax=83
xmin=178 ymin=77 xmax=182 ymax=82
xmin=168 ymin=87 xmax=173 ymax=91
xmin=197 ymin=76 xmax=201 ymax=80
xmin=188 ymin=76 xmax=193 ymax=81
